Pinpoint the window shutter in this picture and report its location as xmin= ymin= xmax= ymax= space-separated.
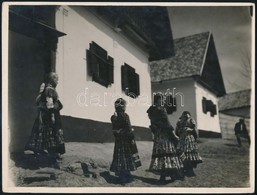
xmin=121 ymin=65 xmax=129 ymax=92
xmin=206 ymin=100 xmax=213 ymax=112
xmin=91 ymin=54 xmax=99 ymax=81
xmin=91 ymin=42 xmax=107 ymax=59
xmin=108 ymin=56 xmax=114 ymax=84
xmin=86 ymin=49 xmax=92 ymax=75
xmin=210 ymin=104 xmax=217 ymax=117
xmin=135 ymin=73 xmax=140 ymax=97
xmin=87 ymin=41 xmax=114 ymax=87
xmin=202 ymin=97 xmax=207 ymax=113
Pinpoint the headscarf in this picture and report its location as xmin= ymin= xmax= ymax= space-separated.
xmin=114 ymin=98 xmax=126 ymax=112
xmin=179 ymin=111 xmax=191 ymax=119
xmin=45 ymin=72 xmax=58 ymax=88
xmin=153 ymin=93 xmax=165 ymax=106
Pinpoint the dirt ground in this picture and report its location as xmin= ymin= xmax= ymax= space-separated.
xmin=9 ymin=138 xmax=250 ymax=189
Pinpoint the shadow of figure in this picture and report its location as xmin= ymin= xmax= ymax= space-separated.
xmin=100 ymin=171 xmax=120 ymax=184
xmin=132 ymin=175 xmax=162 ymax=185
xmin=11 ymin=152 xmax=50 ymax=170
xmin=23 ymin=174 xmax=56 ymax=184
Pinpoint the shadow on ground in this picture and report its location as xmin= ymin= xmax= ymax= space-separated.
xmin=11 ymin=151 xmax=63 ymax=170
xmin=132 ymin=175 xmax=160 ymax=185
xmin=11 ymin=153 xmax=50 ymax=170
xmin=23 ymin=174 xmax=56 ymax=184
xmin=100 ymin=171 xmax=120 ymax=184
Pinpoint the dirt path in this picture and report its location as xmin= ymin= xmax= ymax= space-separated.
xmin=9 ymin=138 xmax=250 ymax=188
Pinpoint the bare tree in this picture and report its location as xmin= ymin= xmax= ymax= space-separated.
xmin=227 ymin=48 xmax=252 ymax=91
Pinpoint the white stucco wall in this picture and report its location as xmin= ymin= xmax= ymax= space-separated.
xmin=151 ymin=78 xmax=196 ymax=128
xmin=195 ymin=82 xmax=221 ymax=133
xmin=55 ymin=6 xmax=151 ymax=127
xmin=152 ymin=78 xmax=222 ymax=134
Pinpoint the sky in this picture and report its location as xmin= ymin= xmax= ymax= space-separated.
xmin=168 ymin=6 xmax=253 ymax=93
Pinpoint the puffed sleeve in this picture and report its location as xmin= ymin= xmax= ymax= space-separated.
xmin=189 ymin=118 xmax=198 ymax=139
xmin=43 ymin=87 xmax=61 ymax=112
xmin=189 ymin=118 xmax=196 ymax=128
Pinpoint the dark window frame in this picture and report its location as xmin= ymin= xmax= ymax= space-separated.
xmin=86 ymin=41 xmax=114 ymax=88
xmin=121 ymin=63 xmax=140 ymax=98
xmin=202 ymin=97 xmax=217 ymax=117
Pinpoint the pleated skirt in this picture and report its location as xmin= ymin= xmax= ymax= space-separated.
xmin=149 ymin=134 xmax=184 ymax=173
xmin=177 ymin=134 xmax=203 ymax=165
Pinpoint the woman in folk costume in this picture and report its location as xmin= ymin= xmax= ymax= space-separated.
xmin=147 ymin=93 xmax=184 ymax=184
xmin=25 ymin=72 xmax=65 ymax=167
xmin=110 ymin=98 xmax=141 ymax=184
xmin=175 ymin=111 xmax=203 ymax=177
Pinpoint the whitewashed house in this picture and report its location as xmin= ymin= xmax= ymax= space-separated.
xmin=150 ymin=32 xmax=226 ymax=138
xmin=219 ymin=89 xmax=251 ymax=139
xmin=8 ymin=5 xmax=175 ymax=151
xmin=54 ymin=6 xmax=176 ymax=142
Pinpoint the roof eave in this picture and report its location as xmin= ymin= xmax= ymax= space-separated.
xmin=195 ymin=76 xmax=226 ymax=97
xmin=151 ymin=75 xmax=197 ymax=83
xmin=199 ymin=31 xmax=211 ymax=76
xmin=219 ymin=105 xmax=251 ymax=112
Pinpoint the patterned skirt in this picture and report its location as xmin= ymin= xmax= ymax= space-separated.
xmin=149 ymin=133 xmax=183 ymax=173
xmin=176 ymin=134 xmax=202 ymax=167
xmin=25 ymin=112 xmax=65 ymax=154
xmin=110 ymin=139 xmax=141 ymax=175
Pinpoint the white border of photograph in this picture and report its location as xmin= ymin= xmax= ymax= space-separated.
xmin=2 ymin=1 xmax=255 ymax=194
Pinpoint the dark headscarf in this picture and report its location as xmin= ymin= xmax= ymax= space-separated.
xmin=153 ymin=93 xmax=165 ymax=106
xmin=179 ymin=111 xmax=191 ymax=119
xmin=45 ymin=72 xmax=58 ymax=88
xmin=114 ymin=98 xmax=126 ymax=112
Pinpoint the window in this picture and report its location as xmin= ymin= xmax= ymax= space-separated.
xmin=202 ymin=97 xmax=217 ymax=117
xmin=166 ymin=95 xmax=177 ymax=114
xmin=86 ymin=42 xmax=114 ymax=87
xmin=121 ymin=64 xmax=140 ymax=98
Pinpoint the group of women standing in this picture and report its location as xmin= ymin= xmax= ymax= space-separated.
xmin=25 ymin=72 xmax=202 ymax=185
xmin=110 ymin=93 xmax=202 ymax=184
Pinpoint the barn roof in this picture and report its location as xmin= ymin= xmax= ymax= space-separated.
xmin=219 ymin=89 xmax=251 ymax=111
xmin=149 ymin=32 xmax=226 ymax=96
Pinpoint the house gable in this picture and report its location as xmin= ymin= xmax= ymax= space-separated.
xmin=149 ymin=32 xmax=226 ymax=97
xmin=200 ymin=34 xmax=226 ymax=97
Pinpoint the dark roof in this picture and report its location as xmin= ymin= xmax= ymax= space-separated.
xmin=87 ymin=6 xmax=174 ymax=61
xmin=149 ymin=32 xmax=226 ymax=96
xmin=219 ymin=89 xmax=251 ymax=111
xmin=9 ymin=6 xmax=66 ymax=41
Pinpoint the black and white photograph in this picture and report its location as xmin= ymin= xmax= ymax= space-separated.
xmin=2 ymin=2 xmax=255 ymax=193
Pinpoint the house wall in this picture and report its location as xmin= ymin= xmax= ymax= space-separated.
xmin=195 ymin=82 xmax=221 ymax=136
xmin=152 ymin=79 xmax=222 ymax=138
xmin=55 ymin=6 xmax=152 ymax=141
xmin=151 ymin=78 xmax=197 ymax=130
xmin=219 ymin=112 xmax=250 ymax=140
